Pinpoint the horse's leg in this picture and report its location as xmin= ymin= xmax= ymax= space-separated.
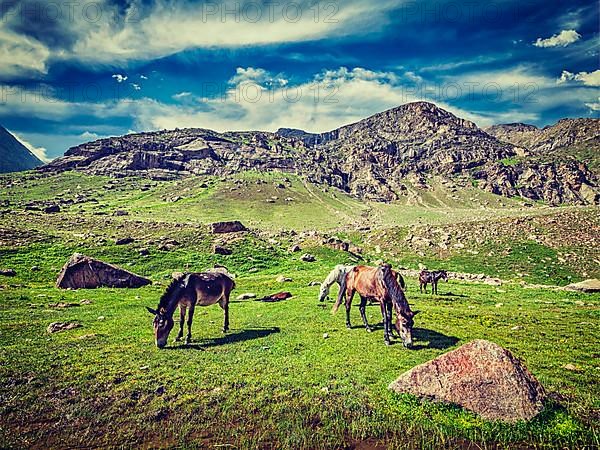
xmin=419 ymin=281 xmax=423 ymax=293
xmin=386 ymin=301 xmax=396 ymax=337
xmin=433 ymin=281 xmax=437 ymax=295
xmin=380 ymin=301 xmax=390 ymax=346
xmin=219 ymin=294 xmax=230 ymax=333
xmin=345 ymin=288 xmax=355 ymax=329
xmin=175 ymin=303 xmax=186 ymax=342
xmin=185 ymin=304 xmax=195 ymax=345
xmin=358 ymin=296 xmax=372 ymax=332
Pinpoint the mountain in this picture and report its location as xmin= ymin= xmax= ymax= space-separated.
xmin=40 ymin=102 xmax=599 ymax=205
xmin=0 ymin=126 xmax=44 ymax=173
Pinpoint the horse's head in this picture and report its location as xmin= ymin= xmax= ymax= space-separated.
xmin=146 ymin=307 xmax=174 ymax=349
xmin=395 ymin=310 xmax=418 ymax=348
xmin=440 ymin=270 xmax=449 ymax=282
xmin=318 ymin=285 xmax=328 ymax=302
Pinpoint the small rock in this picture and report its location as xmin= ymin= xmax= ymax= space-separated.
xmin=213 ymin=245 xmax=233 ymax=255
xmin=155 ymin=385 xmax=166 ymax=395
xmin=276 ymin=275 xmax=293 ymax=283
xmin=495 ymin=303 xmax=503 ymax=308
xmin=30 ymin=266 xmax=40 ymax=272
xmin=323 ymin=333 xmax=329 ymax=339
xmin=0 ymin=269 xmax=16 ymax=277
xmin=301 ymin=253 xmax=316 ymax=262
xmin=563 ymin=364 xmax=583 ymax=372
xmin=97 ymin=316 xmax=105 ymax=321
xmin=113 ymin=210 xmax=129 ymax=216
xmin=44 ymin=205 xmax=60 ymax=213
xmin=116 ymin=237 xmax=134 ymax=245
xmin=139 ymin=248 xmax=150 ymax=256
xmin=47 ymin=322 xmax=81 ymax=333
xmin=289 ymin=244 xmax=301 ymax=252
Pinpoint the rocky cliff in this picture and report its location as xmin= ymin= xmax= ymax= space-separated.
xmin=41 ymin=102 xmax=599 ymax=205
xmin=0 ymin=126 xmax=44 ymax=173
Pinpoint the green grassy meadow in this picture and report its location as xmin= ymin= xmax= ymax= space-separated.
xmin=1 ymin=171 xmax=599 ymax=449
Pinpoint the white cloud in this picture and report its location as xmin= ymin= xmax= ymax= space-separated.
xmin=140 ymin=75 xmax=148 ymax=80
xmin=533 ymin=30 xmax=581 ymax=48
xmin=11 ymin=131 xmax=52 ymax=162
xmin=0 ymin=28 xmax=51 ymax=79
xmin=557 ymin=69 xmax=600 ymax=87
xmin=112 ymin=74 xmax=128 ymax=83
xmin=173 ymin=92 xmax=192 ymax=100
xmin=229 ymin=67 xmax=288 ymax=88
xmin=131 ymin=83 xmax=141 ymax=91
xmin=585 ymin=97 xmax=600 ymax=111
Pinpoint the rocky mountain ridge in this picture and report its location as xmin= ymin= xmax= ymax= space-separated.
xmin=41 ymin=102 xmax=599 ymax=205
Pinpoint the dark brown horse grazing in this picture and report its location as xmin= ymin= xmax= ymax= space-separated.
xmin=146 ymin=272 xmax=235 ymax=348
xmin=419 ymin=270 xmax=448 ymax=294
xmin=332 ymin=264 xmax=417 ymax=347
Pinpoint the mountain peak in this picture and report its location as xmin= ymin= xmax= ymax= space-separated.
xmin=0 ymin=125 xmax=44 ymax=173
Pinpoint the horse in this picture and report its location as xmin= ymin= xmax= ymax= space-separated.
xmin=419 ymin=270 xmax=448 ymax=294
xmin=332 ymin=264 xmax=417 ymax=347
xmin=318 ymin=264 xmax=355 ymax=302
xmin=319 ymin=264 xmax=406 ymax=302
xmin=146 ymin=271 xmax=235 ymax=348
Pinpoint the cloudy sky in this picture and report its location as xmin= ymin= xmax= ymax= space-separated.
xmin=0 ymin=0 xmax=598 ymax=160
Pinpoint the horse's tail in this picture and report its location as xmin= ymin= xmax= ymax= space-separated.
xmin=331 ymin=271 xmax=348 ymax=314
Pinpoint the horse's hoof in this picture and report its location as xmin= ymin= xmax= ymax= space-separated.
xmin=385 ymin=341 xmax=391 ymax=346
xmin=174 ymin=337 xmax=181 ymax=343
xmin=346 ymin=324 xmax=351 ymax=329
xmin=366 ymin=328 xmax=372 ymax=333
xmin=222 ymin=329 xmax=228 ymax=334
xmin=185 ymin=339 xmax=191 ymax=345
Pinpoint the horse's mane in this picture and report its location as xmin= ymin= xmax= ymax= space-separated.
xmin=158 ymin=273 xmax=187 ymax=310
xmin=377 ymin=265 xmax=411 ymax=314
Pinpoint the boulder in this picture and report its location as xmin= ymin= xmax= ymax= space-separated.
xmin=214 ymin=245 xmax=233 ymax=255
xmin=211 ymin=221 xmax=247 ymax=234
xmin=564 ymin=279 xmax=600 ymax=293
xmin=276 ymin=275 xmax=292 ymax=283
xmin=44 ymin=205 xmax=60 ymax=213
xmin=301 ymin=253 xmax=316 ymax=262
xmin=289 ymin=244 xmax=301 ymax=252
xmin=47 ymin=322 xmax=81 ymax=333
xmin=115 ymin=237 xmax=134 ymax=245
xmin=56 ymin=253 xmax=152 ymax=289
xmin=389 ymin=339 xmax=546 ymax=422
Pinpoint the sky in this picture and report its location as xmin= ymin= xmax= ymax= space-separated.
xmin=0 ymin=0 xmax=598 ymax=161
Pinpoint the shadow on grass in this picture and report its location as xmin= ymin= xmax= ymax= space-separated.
xmin=165 ymin=327 xmax=280 ymax=350
xmin=411 ymin=327 xmax=459 ymax=350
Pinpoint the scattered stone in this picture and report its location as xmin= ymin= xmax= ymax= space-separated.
xmin=139 ymin=248 xmax=150 ymax=256
xmin=115 ymin=237 xmax=134 ymax=245
xmin=564 ymin=279 xmax=600 ymax=293
xmin=213 ymin=245 xmax=233 ymax=255
xmin=211 ymin=220 xmax=247 ymax=234
xmin=276 ymin=275 xmax=292 ymax=283
xmin=49 ymin=302 xmax=80 ymax=308
xmin=511 ymin=325 xmax=522 ymax=331
xmin=44 ymin=205 xmax=60 ymax=213
xmin=30 ymin=266 xmax=40 ymax=272
xmin=248 ymin=268 xmax=259 ymax=273
xmin=389 ymin=339 xmax=546 ymax=422
xmin=78 ymin=333 xmax=97 ymax=340
xmin=495 ymin=303 xmax=503 ymax=308
xmin=47 ymin=322 xmax=81 ymax=333
xmin=289 ymin=244 xmax=301 ymax=252
xmin=113 ymin=210 xmax=129 ymax=216
xmin=301 ymin=253 xmax=316 ymax=262
xmin=323 ymin=333 xmax=329 ymax=339
xmin=155 ymin=385 xmax=166 ymax=395
xmin=97 ymin=316 xmax=105 ymax=321
xmin=236 ymin=293 xmax=256 ymax=300
xmin=563 ymin=363 xmax=583 ymax=372
xmin=56 ymin=253 xmax=152 ymax=289
xmin=0 ymin=269 xmax=16 ymax=276
xmin=80 ymin=299 xmax=92 ymax=305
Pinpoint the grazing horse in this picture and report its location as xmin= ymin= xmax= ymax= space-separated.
xmin=332 ymin=264 xmax=417 ymax=347
xmin=319 ymin=264 xmax=406 ymax=303
xmin=318 ymin=264 xmax=355 ymax=302
xmin=419 ymin=270 xmax=448 ymax=295
xmin=146 ymin=272 xmax=235 ymax=348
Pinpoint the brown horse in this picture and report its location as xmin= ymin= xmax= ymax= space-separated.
xmin=332 ymin=264 xmax=417 ymax=347
xmin=146 ymin=271 xmax=235 ymax=348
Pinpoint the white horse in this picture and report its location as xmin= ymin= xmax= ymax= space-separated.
xmin=318 ymin=265 xmax=355 ymax=302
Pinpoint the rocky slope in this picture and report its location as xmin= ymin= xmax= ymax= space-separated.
xmin=0 ymin=126 xmax=43 ymax=173
xmin=41 ymin=102 xmax=599 ymax=205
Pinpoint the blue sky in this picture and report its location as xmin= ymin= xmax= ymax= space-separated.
xmin=0 ymin=0 xmax=598 ymax=161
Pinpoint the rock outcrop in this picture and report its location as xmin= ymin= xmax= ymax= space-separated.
xmin=56 ymin=253 xmax=152 ymax=289
xmin=0 ymin=125 xmax=44 ymax=173
xmin=389 ymin=339 xmax=546 ymax=422
xmin=564 ymin=279 xmax=600 ymax=293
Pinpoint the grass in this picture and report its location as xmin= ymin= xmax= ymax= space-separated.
xmin=0 ymin=170 xmax=599 ymax=449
